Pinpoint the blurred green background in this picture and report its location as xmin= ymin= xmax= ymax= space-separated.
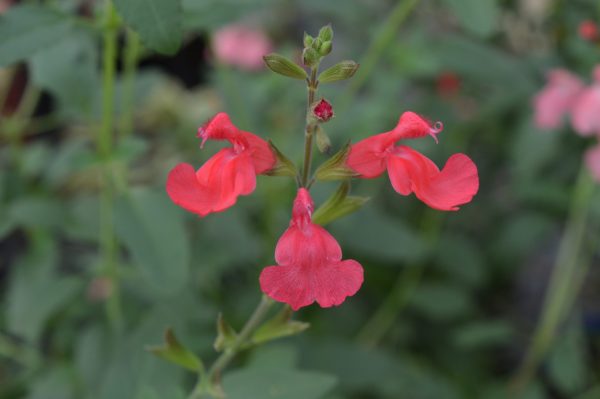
xmin=1 ymin=0 xmax=600 ymax=398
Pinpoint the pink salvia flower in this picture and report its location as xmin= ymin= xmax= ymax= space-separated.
xmin=346 ymin=112 xmax=479 ymax=211
xmin=533 ymin=69 xmax=584 ymax=130
xmin=571 ymin=66 xmax=600 ymax=137
xmin=313 ymin=98 xmax=334 ymax=122
xmin=259 ymin=188 xmax=364 ymax=310
xmin=166 ymin=113 xmax=275 ymax=216
xmin=212 ymin=24 xmax=273 ymax=70
xmin=585 ymin=144 xmax=600 ymax=182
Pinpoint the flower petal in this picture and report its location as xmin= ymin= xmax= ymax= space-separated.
xmin=166 ymin=163 xmax=214 ymax=217
xmin=533 ymin=69 xmax=583 ymax=130
xmin=346 ymin=132 xmax=389 ymax=178
xmin=346 ymin=112 xmax=443 ymax=178
xmin=571 ymin=84 xmax=600 ymax=136
xmin=196 ymin=148 xmax=257 ymax=213
xmin=387 ymin=147 xmax=479 ymax=211
xmin=259 ymin=258 xmax=363 ymax=311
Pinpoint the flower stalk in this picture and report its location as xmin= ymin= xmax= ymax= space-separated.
xmin=302 ymin=67 xmax=319 ymax=187
xmin=188 ymin=296 xmax=275 ymax=399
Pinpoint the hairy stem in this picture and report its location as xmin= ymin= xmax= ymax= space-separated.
xmin=301 ymin=67 xmax=318 ymax=187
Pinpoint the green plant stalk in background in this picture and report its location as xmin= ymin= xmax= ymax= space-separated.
xmin=120 ymin=28 xmax=141 ymax=138
xmin=511 ymin=162 xmax=596 ymax=392
xmin=341 ymin=0 xmax=421 ymax=110
xmin=357 ymin=209 xmax=442 ymax=347
xmin=99 ymin=0 xmax=123 ymax=333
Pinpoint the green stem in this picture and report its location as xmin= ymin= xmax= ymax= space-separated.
xmin=188 ymin=296 xmax=275 ymax=399
xmin=99 ymin=0 xmax=122 ymax=333
xmin=340 ymin=0 xmax=421 ymax=111
xmin=301 ymin=68 xmax=318 ymax=187
xmin=120 ymin=28 xmax=141 ymax=138
xmin=356 ymin=209 xmax=442 ymax=347
xmin=510 ymin=162 xmax=596 ymax=392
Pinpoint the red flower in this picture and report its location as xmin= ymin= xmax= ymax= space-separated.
xmin=166 ymin=113 xmax=275 ymax=216
xmin=346 ymin=112 xmax=479 ymax=211
xmin=259 ymin=188 xmax=364 ymax=310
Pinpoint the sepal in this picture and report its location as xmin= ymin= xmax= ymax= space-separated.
xmin=265 ymin=140 xmax=299 ymax=178
xmin=147 ymin=328 xmax=204 ymax=372
xmin=318 ymin=61 xmax=359 ymax=83
xmin=263 ymin=53 xmax=308 ymax=80
xmin=316 ymin=126 xmax=332 ymax=154
xmin=312 ymin=181 xmax=369 ymax=226
xmin=314 ymin=142 xmax=359 ymax=181
xmin=251 ymin=306 xmax=310 ymax=345
xmin=214 ymin=313 xmax=238 ymax=352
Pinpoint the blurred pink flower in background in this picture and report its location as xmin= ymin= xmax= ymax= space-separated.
xmin=533 ymin=69 xmax=583 ymax=130
xmin=212 ymin=24 xmax=273 ymax=70
xmin=571 ymin=66 xmax=600 ymax=136
xmin=585 ymin=144 xmax=600 ymax=182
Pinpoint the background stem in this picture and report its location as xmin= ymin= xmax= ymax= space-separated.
xmin=510 ymin=162 xmax=596 ymax=392
xmin=99 ymin=0 xmax=122 ymax=333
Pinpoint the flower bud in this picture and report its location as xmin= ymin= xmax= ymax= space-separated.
xmin=302 ymin=47 xmax=320 ymax=67
xmin=319 ymin=40 xmax=332 ymax=56
xmin=318 ymin=24 xmax=333 ymax=42
xmin=303 ymin=32 xmax=314 ymax=47
xmin=318 ymin=60 xmax=359 ymax=83
xmin=263 ymin=53 xmax=308 ymax=80
xmin=316 ymin=126 xmax=332 ymax=154
xmin=312 ymin=98 xmax=334 ymax=122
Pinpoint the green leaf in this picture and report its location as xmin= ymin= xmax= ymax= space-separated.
xmin=252 ymin=307 xmax=310 ymax=346
xmin=8 ymin=197 xmax=66 ymax=230
xmin=547 ymin=321 xmax=589 ymax=395
xmin=147 ymin=328 xmax=203 ymax=372
xmin=6 ymin=235 xmax=81 ymax=341
xmin=312 ymin=181 xmax=369 ymax=226
xmin=332 ymin=208 xmax=428 ymax=263
xmin=214 ymin=313 xmax=238 ymax=352
xmin=442 ymin=0 xmax=499 ymax=38
xmin=114 ymin=189 xmax=190 ymax=295
xmin=223 ymin=368 xmax=337 ymax=399
xmin=263 ymin=54 xmax=308 ymax=80
xmin=29 ymin=32 xmax=99 ymax=118
xmin=318 ymin=61 xmax=360 ymax=83
xmin=410 ymin=283 xmax=474 ymax=321
xmin=266 ymin=140 xmax=299 ymax=177
xmin=452 ymin=320 xmax=514 ymax=349
xmin=114 ymin=0 xmax=183 ymax=55
xmin=0 ymin=5 xmax=74 ymax=67
xmin=314 ymin=142 xmax=358 ymax=181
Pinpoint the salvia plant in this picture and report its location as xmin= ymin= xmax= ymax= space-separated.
xmin=160 ymin=25 xmax=479 ymax=398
